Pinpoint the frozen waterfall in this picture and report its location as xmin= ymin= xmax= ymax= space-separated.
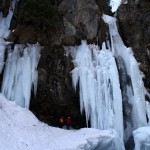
xmin=0 ymin=0 xmax=42 ymax=108
xmin=1 ymin=44 xmax=41 ymax=108
xmin=103 ymin=14 xmax=149 ymax=140
xmin=66 ymin=41 xmax=124 ymax=146
xmin=67 ymin=14 xmax=150 ymax=149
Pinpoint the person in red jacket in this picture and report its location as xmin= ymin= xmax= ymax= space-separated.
xmin=66 ymin=117 xmax=71 ymax=130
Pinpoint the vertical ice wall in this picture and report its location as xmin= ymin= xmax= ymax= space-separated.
xmin=67 ymin=41 xmax=124 ymax=144
xmin=1 ymin=44 xmax=41 ymax=108
xmin=68 ymin=14 xmax=149 ymax=149
xmin=102 ymin=14 xmax=148 ymax=140
xmin=0 ymin=0 xmax=15 ymax=73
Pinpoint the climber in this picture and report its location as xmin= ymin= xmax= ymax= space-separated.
xmin=58 ymin=116 xmax=64 ymax=128
xmin=66 ymin=116 xmax=71 ymax=130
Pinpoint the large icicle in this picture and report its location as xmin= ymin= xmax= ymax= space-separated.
xmin=102 ymin=14 xmax=148 ymax=141
xmin=1 ymin=44 xmax=41 ymax=108
xmin=67 ymin=41 xmax=124 ymax=147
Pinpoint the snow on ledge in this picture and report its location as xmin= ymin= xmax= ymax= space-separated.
xmin=109 ymin=0 xmax=128 ymax=12
xmin=0 ymin=94 xmax=122 ymax=150
xmin=109 ymin=0 xmax=122 ymax=12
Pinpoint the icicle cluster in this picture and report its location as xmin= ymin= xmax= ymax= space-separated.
xmin=67 ymin=40 xmax=124 ymax=143
xmin=1 ymin=44 xmax=41 ymax=108
xmin=67 ymin=14 xmax=150 ymax=148
xmin=103 ymin=14 xmax=149 ymax=141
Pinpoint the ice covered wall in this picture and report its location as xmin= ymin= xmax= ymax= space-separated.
xmin=0 ymin=0 xmax=15 ymax=73
xmin=103 ymin=14 xmax=149 ymax=141
xmin=0 ymin=0 xmax=42 ymax=108
xmin=1 ymin=44 xmax=41 ymax=108
xmin=68 ymin=13 xmax=150 ymax=149
xmin=67 ymin=41 xmax=124 ymax=146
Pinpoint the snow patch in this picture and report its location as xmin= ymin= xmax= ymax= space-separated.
xmin=133 ymin=127 xmax=150 ymax=150
xmin=109 ymin=0 xmax=122 ymax=12
xmin=0 ymin=94 xmax=123 ymax=150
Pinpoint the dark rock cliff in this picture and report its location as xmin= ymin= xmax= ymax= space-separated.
xmin=0 ymin=0 xmax=150 ymax=129
xmin=5 ymin=0 xmax=108 ymax=128
xmin=117 ymin=0 xmax=150 ymax=94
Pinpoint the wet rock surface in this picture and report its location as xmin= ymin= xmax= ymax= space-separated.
xmin=0 ymin=0 xmax=11 ymax=17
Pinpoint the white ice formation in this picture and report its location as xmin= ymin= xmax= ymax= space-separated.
xmin=109 ymin=0 xmax=122 ymax=12
xmin=66 ymin=14 xmax=150 ymax=149
xmin=103 ymin=14 xmax=149 ymax=141
xmin=0 ymin=0 xmax=15 ymax=73
xmin=1 ymin=44 xmax=41 ymax=108
xmin=67 ymin=41 xmax=124 ymax=147
xmin=109 ymin=0 xmax=128 ymax=12
xmin=0 ymin=0 xmax=42 ymax=108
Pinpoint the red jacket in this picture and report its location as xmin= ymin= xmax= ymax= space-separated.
xmin=66 ymin=117 xmax=71 ymax=125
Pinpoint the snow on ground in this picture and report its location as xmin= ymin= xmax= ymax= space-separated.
xmin=0 ymin=94 xmax=122 ymax=150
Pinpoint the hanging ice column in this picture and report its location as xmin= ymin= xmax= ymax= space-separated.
xmin=0 ymin=0 xmax=16 ymax=72
xmin=68 ymin=41 xmax=124 ymax=143
xmin=102 ymin=14 xmax=148 ymax=140
xmin=1 ymin=44 xmax=41 ymax=108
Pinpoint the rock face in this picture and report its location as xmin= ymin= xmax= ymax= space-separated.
xmin=0 ymin=0 xmax=11 ymax=17
xmin=117 ymin=0 xmax=150 ymax=93
xmin=5 ymin=0 xmax=109 ymax=128
xmin=59 ymin=0 xmax=102 ymax=45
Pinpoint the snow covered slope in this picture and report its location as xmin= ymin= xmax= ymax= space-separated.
xmin=0 ymin=94 xmax=123 ymax=150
